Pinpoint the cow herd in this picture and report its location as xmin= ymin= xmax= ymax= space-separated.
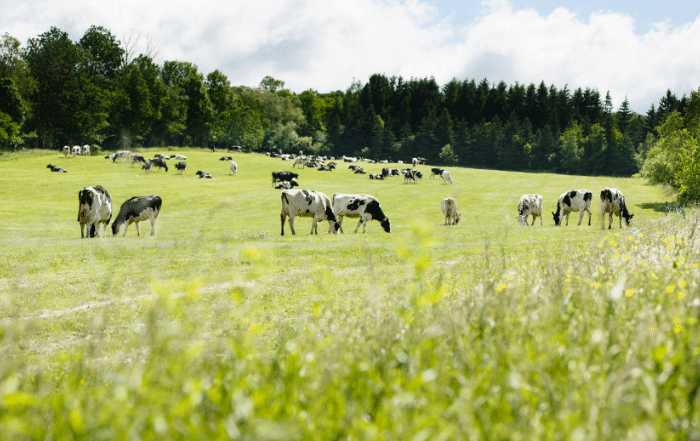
xmin=64 ymin=150 xmax=637 ymax=238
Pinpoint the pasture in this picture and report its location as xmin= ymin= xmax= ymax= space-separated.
xmin=1 ymin=149 xmax=698 ymax=439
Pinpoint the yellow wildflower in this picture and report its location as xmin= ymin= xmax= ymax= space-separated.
xmin=679 ymin=280 xmax=687 ymax=288
xmin=678 ymin=292 xmax=685 ymax=299
xmin=666 ymin=285 xmax=675 ymax=294
xmin=674 ymin=325 xmax=682 ymax=333
xmin=625 ymin=289 xmax=634 ymax=297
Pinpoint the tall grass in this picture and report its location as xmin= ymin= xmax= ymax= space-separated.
xmin=1 ymin=150 xmax=695 ymax=439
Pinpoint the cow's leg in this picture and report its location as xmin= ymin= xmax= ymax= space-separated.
xmin=280 ymin=214 xmax=286 ymax=235
xmin=289 ymin=215 xmax=296 ymax=235
xmin=135 ymin=221 xmax=141 ymax=236
xmin=587 ymin=209 xmax=592 ymax=226
xmin=122 ymin=222 xmax=130 ymax=237
xmin=354 ymin=218 xmax=364 ymax=233
xmin=311 ymin=217 xmax=318 ymax=235
xmin=577 ymin=209 xmax=585 ymax=226
xmin=149 ymin=215 xmax=156 ymax=236
xmin=338 ymin=215 xmax=344 ymax=234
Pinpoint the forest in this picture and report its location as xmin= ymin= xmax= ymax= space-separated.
xmin=1 ymin=25 xmax=699 ymax=200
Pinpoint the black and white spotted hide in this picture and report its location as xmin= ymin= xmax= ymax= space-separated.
xmin=552 ymin=190 xmax=592 ymax=226
xmin=600 ymin=188 xmax=634 ymax=229
xmin=111 ymin=195 xmax=162 ymax=237
xmin=280 ymin=190 xmax=340 ymax=235
xmin=331 ymin=194 xmax=391 ymax=233
xmin=78 ymin=186 xmax=113 ymax=238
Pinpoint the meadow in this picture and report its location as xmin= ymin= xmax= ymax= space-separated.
xmin=0 ymin=149 xmax=698 ymax=440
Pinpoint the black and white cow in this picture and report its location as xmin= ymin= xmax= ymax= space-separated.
xmin=72 ymin=145 xmax=81 ymax=157
xmin=130 ymin=154 xmax=146 ymax=167
xmin=274 ymin=178 xmax=299 ymax=189
xmin=552 ymin=190 xmax=592 ymax=226
xmin=196 ymin=170 xmax=212 ymax=179
xmin=47 ymin=164 xmax=67 ymax=173
xmin=175 ymin=161 xmax=187 ymax=174
xmin=404 ymin=171 xmax=416 ymax=184
xmin=63 ymin=146 xmax=70 ymax=158
xmin=172 ymin=154 xmax=187 ymax=160
xmin=600 ymin=188 xmax=634 ymax=229
xmin=142 ymin=161 xmax=152 ymax=173
xmin=381 ymin=167 xmax=390 ymax=179
xmin=516 ymin=194 xmax=543 ymax=226
xmin=111 ymin=195 xmax=162 ymax=237
xmin=280 ymin=190 xmax=340 ymax=235
xmin=149 ymin=157 xmax=168 ymax=172
xmin=332 ymin=194 xmax=391 ymax=233
xmin=230 ymin=161 xmax=238 ymax=176
xmin=440 ymin=197 xmax=461 ymax=225
xmin=113 ymin=151 xmax=130 ymax=162
xmin=78 ymin=186 xmax=112 ymax=238
xmin=431 ymin=167 xmax=445 ymax=179
xmin=272 ymin=171 xmax=299 ymax=186
xmin=81 ymin=145 xmax=90 ymax=156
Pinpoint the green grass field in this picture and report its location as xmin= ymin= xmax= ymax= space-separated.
xmin=1 ymin=149 xmax=698 ymax=440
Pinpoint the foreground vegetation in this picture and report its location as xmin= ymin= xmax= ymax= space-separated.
xmin=1 ymin=150 xmax=697 ymax=439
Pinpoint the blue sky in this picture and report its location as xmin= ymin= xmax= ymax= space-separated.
xmin=2 ymin=0 xmax=700 ymax=113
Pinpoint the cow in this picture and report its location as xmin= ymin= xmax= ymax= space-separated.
xmin=332 ymin=194 xmax=391 ymax=233
xmin=230 ymin=161 xmax=238 ymax=176
xmin=342 ymin=156 xmax=357 ymax=163
xmin=113 ymin=151 xmax=130 ymax=162
xmin=552 ymin=190 xmax=592 ymax=226
xmin=175 ymin=161 xmax=187 ymax=174
xmin=381 ymin=167 xmax=390 ymax=179
xmin=105 ymin=154 xmax=115 ymax=160
xmin=412 ymin=157 xmax=418 ymax=167
xmin=82 ymin=145 xmax=90 ymax=156
xmin=516 ymin=194 xmax=543 ymax=226
xmin=293 ymin=157 xmax=306 ymax=168
xmin=431 ymin=168 xmax=444 ymax=179
xmin=78 ymin=186 xmax=112 ymax=238
xmin=196 ymin=170 xmax=212 ymax=179
xmin=274 ymin=178 xmax=298 ymax=189
xmin=62 ymin=146 xmax=70 ymax=158
xmin=272 ymin=171 xmax=299 ymax=186
xmin=141 ymin=161 xmax=152 ymax=173
xmin=440 ymin=197 xmax=461 ymax=225
xmin=441 ymin=171 xmax=452 ymax=185
xmin=72 ymin=146 xmax=81 ymax=157
xmin=404 ymin=171 xmax=416 ymax=184
xmin=369 ymin=173 xmax=379 ymax=180
xmin=413 ymin=170 xmax=423 ymax=182
xmin=219 ymin=156 xmax=232 ymax=161
xmin=149 ymin=158 xmax=168 ymax=172
xmin=111 ymin=195 xmax=162 ymax=237
xmin=130 ymin=154 xmax=146 ymax=167
xmin=47 ymin=164 xmax=67 ymax=173
xmin=600 ymin=188 xmax=634 ymax=229
xmin=280 ymin=190 xmax=340 ymax=235
xmin=172 ymin=155 xmax=187 ymax=160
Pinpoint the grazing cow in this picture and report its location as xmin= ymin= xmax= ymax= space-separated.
xmin=517 ymin=194 xmax=543 ymax=226
xmin=441 ymin=170 xmax=452 ymax=185
xmin=172 ymin=154 xmax=187 ymax=160
xmin=280 ymin=190 xmax=340 ymax=235
xmin=149 ymin=158 xmax=168 ymax=172
xmin=105 ymin=154 xmax=115 ymax=160
xmin=230 ymin=161 xmax=238 ymax=176
xmin=272 ymin=171 xmax=299 ymax=186
xmin=552 ymin=190 xmax=592 ymax=226
xmin=404 ymin=171 xmax=416 ymax=184
xmin=72 ymin=146 xmax=81 ymax=157
xmin=78 ymin=186 xmax=112 ymax=238
xmin=47 ymin=164 xmax=67 ymax=173
xmin=219 ymin=156 xmax=232 ymax=161
xmin=431 ymin=168 xmax=444 ymax=179
xmin=274 ymin=178 xmax=298 ymax=189
xmin=175 ymin=161 xmax=187 ymax=174
xmin=130 ymin=154 xmax=146 ymax=167
xmin=141 ymin=161 xmax=152 ymax=173
xmin=82 ymin=145 xmax=90 ymax=156
xmin=196 ymin=170 xmax=212 ymax=179
xmin=293 ymin=157 xmax=306 ymax=168
xmin=381 ymin=167 xmax=390 ymax=179
xmin=332 ymin=194 xmax=391 ymax=233
xmin=111 ymin=195 xmax=162 ymax=237
xmin=63 ymin=146 xmax=70 ymax=158
xmin=600 ymin=188 xmax=634 ymax=229
xmin=440 ymin=197 xmax=461 ymax=225
xmin=113 ymin=151 xmax=130 ymax=162
xmin=413 ymin=170 xmax=423 ymax=182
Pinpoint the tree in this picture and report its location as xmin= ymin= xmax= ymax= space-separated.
xmin=439 ymin=144 xmax=458 ymax=166
xmin=559 ymin=123 xmax=584 ymax=174
xmin=259 ymin=76 xmax=285 ymax=94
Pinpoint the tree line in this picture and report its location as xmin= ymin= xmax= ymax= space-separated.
xmin=0 ymin=25 xmax=697 ymax=189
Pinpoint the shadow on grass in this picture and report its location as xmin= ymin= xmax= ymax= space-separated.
xmin=638 ymin=202 xmax=668 ymax=213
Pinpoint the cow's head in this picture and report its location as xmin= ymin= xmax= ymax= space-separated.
xmin=623 ymin=212 xmax=635 ymax=226
xmin=517 ymin=215 xmax=527 ymax=226
xmin=552 ymin=210 xmax=561 ymax=226
xmin=454 ymin=213 xmax=461 ymax=225
xmin=111 ymin=221 xmax=121 ymax=236
xmin=380 ymin=217 xmax=391 ymax=233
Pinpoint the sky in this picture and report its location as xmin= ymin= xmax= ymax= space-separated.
xmin=2 ymin=0 xmax=700 ymax=113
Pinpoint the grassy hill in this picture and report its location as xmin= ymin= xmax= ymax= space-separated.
xmin=1 ymin=149 xmax=697 ymax=440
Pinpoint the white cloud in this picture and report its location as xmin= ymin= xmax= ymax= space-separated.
xmin=2 ymin=0 xmax=700 ymax=112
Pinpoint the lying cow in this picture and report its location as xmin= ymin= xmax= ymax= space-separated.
xmin=47 ymin=164 xmax=67 ymax=173
xmin=111 ymin=195 xmax=162 ymax=236
xmin=172 ymin=154 xmax=187 ymax=160
xmin=196 ymin=170 xmax=212 ymax=179
xmin=280 ymin=190 xmax=340 ymax=235
xmin=274 ymin=178 xmax=298 ymax=189
xmin=332 ymin=194 xmax=391 ymax=233
xmin=552 ymin=190 xmax=592 ymax=226
xmin=517 ymin=194 xmax=543 ymax=226
xmin=440 ymin=197 xmax=461 ymax=225
xmin=600 ymin=188 xmax=634 ymax=229
xmin=78 ymin=186 xmax=112 ymax=238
